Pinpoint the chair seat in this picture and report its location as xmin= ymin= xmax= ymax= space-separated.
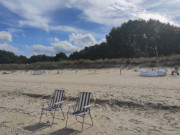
xmin=42 ymin=107 xmax=56 ymax=111
xmin=68 ymin=110 xmax=87 ymax=115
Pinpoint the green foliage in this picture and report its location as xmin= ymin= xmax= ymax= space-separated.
xmin=1 ymin=54 xmax=180 ymax=70
xmin=28 ymin=55 xmax=53 ymax=63
xmin=69 ymin=43 xmax=108 ymax=60
xmin=54 ymin=52 xmax=67 ymax=61
xmin=0 ymin=50 xmax=20 ymax=64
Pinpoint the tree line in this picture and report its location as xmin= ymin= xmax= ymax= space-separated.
xmin=1 ymin=19 xmax=180 ymax=64
xmin=0 ymin=50 xmax=67 ymax=64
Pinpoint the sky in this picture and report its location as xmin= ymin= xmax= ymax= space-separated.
xmin=0 ymin=0 xmax=180 ymax=57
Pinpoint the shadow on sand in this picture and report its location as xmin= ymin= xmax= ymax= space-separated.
xmin=23 ymin=123 xmax=48 ymax=132
xmin=49 ymin=127 xmax=79 ymax=135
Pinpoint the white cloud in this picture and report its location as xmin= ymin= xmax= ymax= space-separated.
xmin=0 ymin=0 xmax=180 ymax=32
xmin=0 ymin=0 xmax=58 ymax=32
xmin=28 ymin=44 xmax=54 ymax=55
xmin=7 ymin=28 xmax=23 ymax=33
xmin=22 ymin=34 xmax=26 ymax=38
xmin=28 ymin=33 xmax=97 ymax=56
xmin=28 ymin=38 xmax=77 ymax=56
xmin=19 ymin=18 xmax=49 ymax=32
xmin=69 ymin=33 xmax=97 ymax=49
xmin=79 ymin=0 xmax=180 ymax=26
xmin=132 ymin=11 xmax=180 ymax=26
xmin=0 ymin=31 xmax=12 ymax=42
xmin=100 ymin=37 xmax=106 ymax=43
xmin=49 ymin=25 xmax=87 ymax=34
xmin=52 ymin=41 xmax=77 ymax=54
xmin=0 ymin=43 xmax=24 ymax=55
xmin=0 ymin=31 xmax=24 ymax=55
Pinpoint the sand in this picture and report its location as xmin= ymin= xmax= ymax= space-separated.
xmin=0 ymin=68 xmax=180 ymax=135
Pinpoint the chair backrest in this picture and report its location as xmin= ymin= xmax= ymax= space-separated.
xmin=175 ymin=66 xmax=178 ymax=71
xmin=50 ymin=90 xmax=64 ymax=108
xmin=78 ymin=92 xmax=92 ymax=112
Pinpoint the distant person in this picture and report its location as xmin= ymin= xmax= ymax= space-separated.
xmin=171 ymin=66 xmax=179 ymax=75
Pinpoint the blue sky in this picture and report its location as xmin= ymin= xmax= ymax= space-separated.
xmin=0 ymin=0 xmax=180 ymax=57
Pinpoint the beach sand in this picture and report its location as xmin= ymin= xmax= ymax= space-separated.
xmin=0 ymin=68 xmax=180 ymax=135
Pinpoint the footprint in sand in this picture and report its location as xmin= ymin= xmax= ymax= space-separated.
xmin=147 ymin=129 xmax=165 ymax=135
xmin=129 ymin=119 xmax=144 ymax=124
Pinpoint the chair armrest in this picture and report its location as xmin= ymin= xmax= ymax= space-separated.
xmin=54 ymin=101 xmax=64 ymax=105
xmin=67 ymin=103 xmax=77 ymax=112
xmin=43 ymin=99 xmax=52 ymax=103
xmin=84 ymin=105 xmax=92 ymax=109
xmin=68 ymin=103 xmax=77 ymax=107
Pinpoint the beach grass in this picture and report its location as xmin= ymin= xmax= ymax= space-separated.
xmin=0 ymin=54 xmax=180 ymax=70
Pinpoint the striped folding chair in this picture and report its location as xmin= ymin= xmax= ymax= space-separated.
xmin=39 ymin=90 xmax=65 ymax=125
xmin=66 ymin=92 xmax=93 ymax=132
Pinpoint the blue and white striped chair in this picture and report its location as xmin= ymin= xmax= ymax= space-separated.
xmin=40 ymin=90 xmax=65 ymax=125
xmin=66 ymin=92 xmax=93 ymax=131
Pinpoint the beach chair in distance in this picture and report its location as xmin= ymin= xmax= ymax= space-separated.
xmin=171 ymin=66 xmax=179 ymax=75
xmin=66 ymin=92 xmax=93 ymax=132
xmin=40 ymin=90 xmax=65 ymax=125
